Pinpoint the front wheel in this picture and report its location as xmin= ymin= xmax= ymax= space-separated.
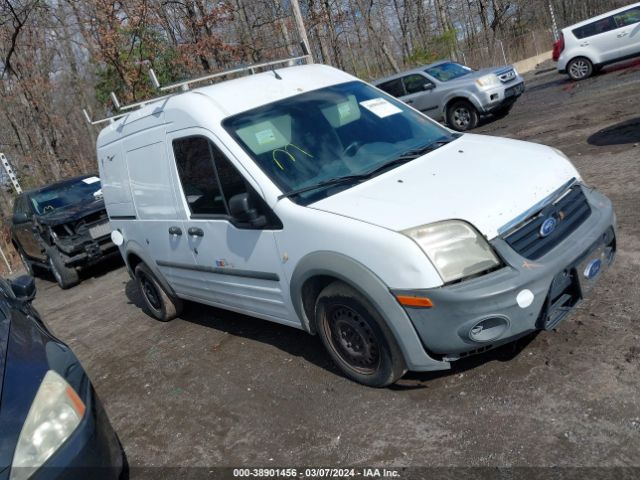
xmin=47 ymin=247 xmax=79 ymax=289
xmin=134 ymin=263 xmax=183 ymax=321
xmin=446 ymin=100 xmax=479 ymax=131
xmin=315 ymin=282 xmax=406 ymax=387
xmin=567 ymin=57 xmax=593 ymax=81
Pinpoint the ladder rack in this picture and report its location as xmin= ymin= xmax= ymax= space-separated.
xmin=83 ymin=55 xmax=311 ymax=126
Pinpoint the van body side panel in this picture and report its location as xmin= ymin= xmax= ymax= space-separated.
xmin=98 ymin=142 xmax=136 ymax=218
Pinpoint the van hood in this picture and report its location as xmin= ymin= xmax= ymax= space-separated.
xmin=309 ymin=134 xmax=579 ymax=239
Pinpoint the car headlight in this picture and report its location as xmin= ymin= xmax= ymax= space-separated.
xmin=10 ymin=370 xmax=86 ymax=480
xmin=476 ymin=73 xmax=500 ymax=88
xmin=403 ymin=220 xmax=501 ymax=284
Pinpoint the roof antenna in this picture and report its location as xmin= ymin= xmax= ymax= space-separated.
xmin=272 ymin=68 xmax=282 ymax=80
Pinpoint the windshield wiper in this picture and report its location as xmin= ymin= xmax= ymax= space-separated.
xmin=359 ymin=136 xmax=459 ymax=178
xmin=395 ymin=136 xmax=460 ymax=161
xmin=278 ymin=174 xmax=366 ymax=200
xmin=278 ymin=135 xmax=460 ymax=200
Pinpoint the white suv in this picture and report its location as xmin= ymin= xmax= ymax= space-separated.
xmin=95 ymin=63 xmax=616 ymax=387
xmin=555 ymin=2 xmax=640 ymax=80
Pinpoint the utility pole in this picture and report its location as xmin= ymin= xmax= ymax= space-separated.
xmin=549 ymin=2 xmax=559 ymax=41
xmin=290 ymin=0 xmax=314 ymax=63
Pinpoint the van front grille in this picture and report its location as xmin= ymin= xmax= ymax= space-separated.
xmin=504 ymin=186 xmax=591 ymax=260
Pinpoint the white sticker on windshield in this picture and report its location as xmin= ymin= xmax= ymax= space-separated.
xmin=359 ymin=98 xmax=402 ymax=118
xmin=338 ymin=102 xmax=352 ymax=120
xmin=255 ymin=129 xmax=276 ymax=145
xmin=83 ymin=176 xmax=100 ymax=184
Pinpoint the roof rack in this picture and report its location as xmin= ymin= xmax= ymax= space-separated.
xmin=82 ymin=55 xmax=312 ymax=126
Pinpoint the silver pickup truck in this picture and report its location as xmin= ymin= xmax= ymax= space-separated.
xmin=373 ymin=60 xmax=525 ymax=131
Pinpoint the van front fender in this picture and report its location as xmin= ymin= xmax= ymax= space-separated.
xmin=289 ymin=251 xmax=449 ymax=372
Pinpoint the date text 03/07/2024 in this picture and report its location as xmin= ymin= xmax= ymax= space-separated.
xmin=232 ymin=468 xmax=401 ymax=478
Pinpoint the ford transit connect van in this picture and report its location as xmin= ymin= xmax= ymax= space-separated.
xmin=96 ymin=63 xmax=615 ymax=387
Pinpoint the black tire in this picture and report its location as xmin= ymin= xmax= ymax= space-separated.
xmin=315 ymin=282 xmax=406 ymax=387
xmin=47 ymin=247 xmax=79 ymax=289
xmin=446 ymin=100 xmax=479 ymax=131
xmin=134 ymin=263 xmax=183 ymax=321
xmin=567 ymin=57 xmax=593 ymax=81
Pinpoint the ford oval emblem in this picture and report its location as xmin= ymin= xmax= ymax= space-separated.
xmin=539 ymin=217 xmax=558 ymax=238
xmin=584 ymin=258 xmax=602 ymax=279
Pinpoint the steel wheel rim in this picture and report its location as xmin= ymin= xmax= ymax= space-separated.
xmin=324 ymin=305 xmax=380 ymax=375
xmin=140 ymin=274 xmax=161 ymax=311
xmin=570 ymin=60 xmax=589 ymax=79
xmin=453 ymin=107 xmax=471 ymax=128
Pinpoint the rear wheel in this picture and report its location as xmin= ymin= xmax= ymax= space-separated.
xmin=47 ymin=247 xmax=79 ymax=289
xmin=568 ymin=57 xmax=593 ymax=81
xmin=446 ymin=100 xmax=479 ymax=131
xmin=134 ymin=263 xmax=183 ymax=321
xmin=315 ymin=282 xmax=406 ymax=387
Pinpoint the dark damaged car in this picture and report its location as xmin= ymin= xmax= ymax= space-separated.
xmin=11 ymin=175 xmax=117 ymax=289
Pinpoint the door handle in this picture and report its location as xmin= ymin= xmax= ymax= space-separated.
xmin=168 ymin=226 xmax=182 ymax=236
xmin=580 ymin=42 xmax=589 ymax=47
xmin=188 ymin=227 xmax=204 ymax=237
xmin=406 ymin=99 xmax=414 ymax=104
xmin=617 ymin=32 xmax=628 ymax=38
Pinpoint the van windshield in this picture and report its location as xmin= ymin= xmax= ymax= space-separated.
xmin=223 ymin=81 xmax=455 ymax=204
xmin=30 ymin=177 xmax=102 ymax=215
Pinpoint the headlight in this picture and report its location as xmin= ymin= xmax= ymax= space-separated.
xmin=403 ymin=220 xmax=501 ymax=284
xmin=10 ymin=370 xmax=86 ymax=480
xmin=476 ymin=73 xmax=500 ymax=88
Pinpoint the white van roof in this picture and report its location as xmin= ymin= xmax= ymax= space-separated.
xmin=97 ymin=64 xmax=355 ymax=147
xmin=563 ymin=1 xmax=640 ymax=31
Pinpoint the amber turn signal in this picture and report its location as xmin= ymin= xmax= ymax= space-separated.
xmin=395 ymin=295 xmax=433 ymax=308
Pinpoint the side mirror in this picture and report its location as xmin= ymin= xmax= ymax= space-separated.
xmin=423 ymin=83 xmax=435 ymax=91
xmin=13 ymin=212 xmax=29 ymax=224
xmin=10 ymin=275 xmax=36 ymax=302
xmin=228 ymin=193 xmax=267 ymax=228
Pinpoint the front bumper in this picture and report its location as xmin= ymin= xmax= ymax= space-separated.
xmin=399 ymin=187 xmax=616 ymax=361
xmin=56 ymin=235 xmax=118 ymax=268
xmin=477 ymin=81 xmax=525 ymax=113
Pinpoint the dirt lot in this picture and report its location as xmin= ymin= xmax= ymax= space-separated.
xmin=30 ymin=60 xmax=640 ymax=471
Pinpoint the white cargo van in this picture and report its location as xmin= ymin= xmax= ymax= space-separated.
xmin=95 ymin=62 xmax=615 ymax=386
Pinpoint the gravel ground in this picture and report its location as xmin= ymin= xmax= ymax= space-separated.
xmin=30 ymin=58 xmax=640 ymax=472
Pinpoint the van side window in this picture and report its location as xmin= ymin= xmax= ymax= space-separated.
xmin=573 ymin=17 xmax=616 ymax=39
xmin=173 ymin=136 xmax=226 ymax=215
xmin=211 ymin=145 xmax=247 ymax=202
xmin=377 ymin=79 xmax=405 ymax=97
